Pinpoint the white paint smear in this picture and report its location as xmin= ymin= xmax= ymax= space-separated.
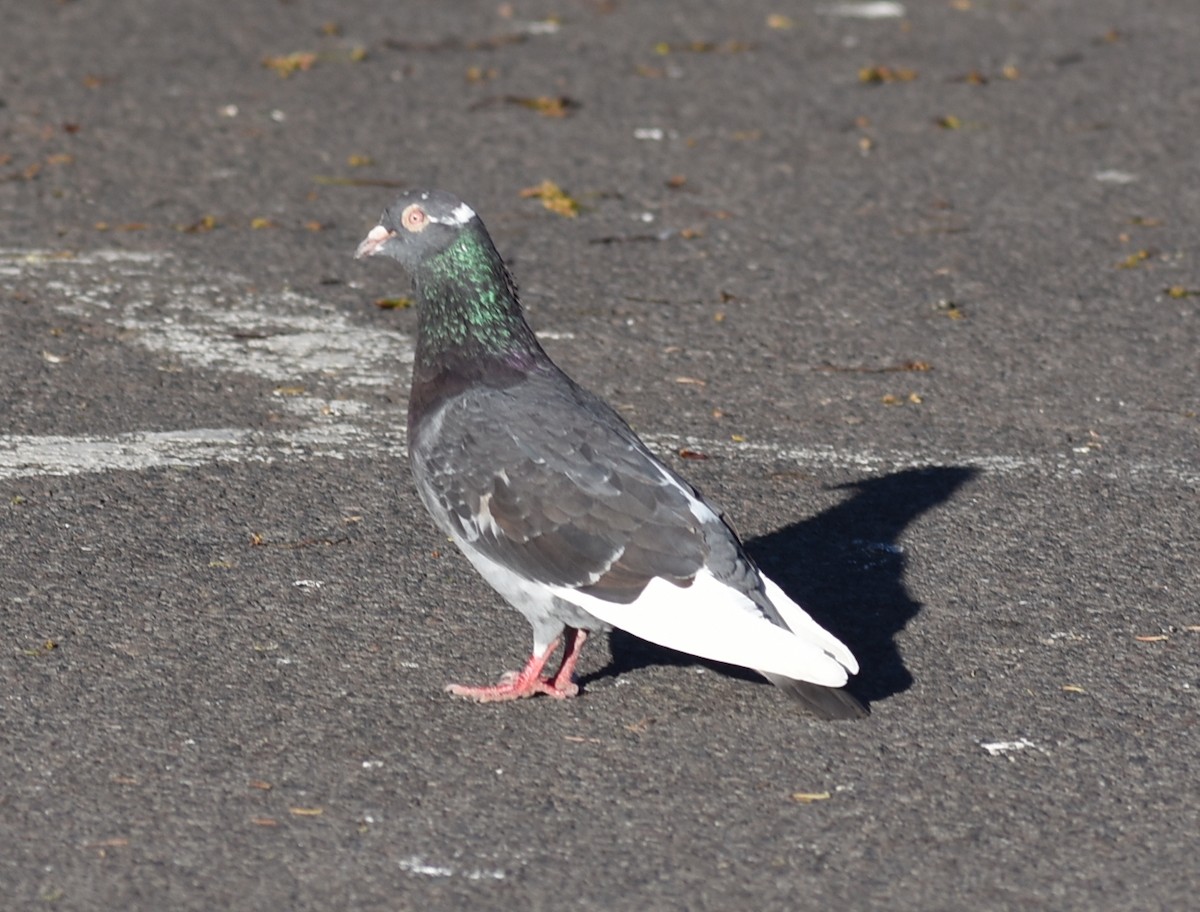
xmin=1093 ymin=170 xmax=1138 ymax=184
xmin=5 ymin=248 xmax=413 ymax=387
xmin=398 ymin=856 xmax=506 ymax=881
xmin=980 ymin=738 xmax=1037 ymax=756
xmin=819 ymin=2 xmax=906 ymax=19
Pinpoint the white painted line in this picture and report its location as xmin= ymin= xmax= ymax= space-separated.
xmin=3 ymin=423 xmax=1195 ymax=487
xmin=4 ymin=247 xmax=1196 ymax=489
xmin=0 ymin=426 xmax=405 ymax=480
xmin=642 ymin=433 xmax=1200 ymax=487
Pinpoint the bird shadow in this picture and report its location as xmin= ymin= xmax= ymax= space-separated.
xmin=580 ymin=465 xmax=979 ymax=709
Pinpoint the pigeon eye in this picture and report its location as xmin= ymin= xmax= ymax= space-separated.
xmin=401 ymin=205 xmax=429 ymax=232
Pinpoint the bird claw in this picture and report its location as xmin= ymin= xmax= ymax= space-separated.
xmin=444 ymin=631 xmax=586 ymax=702
xmin=445 ymin=676 xmax=577 ymax=703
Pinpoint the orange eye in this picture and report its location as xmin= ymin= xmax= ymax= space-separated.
xmin=401 ymin=204 xmax=429 ymax=232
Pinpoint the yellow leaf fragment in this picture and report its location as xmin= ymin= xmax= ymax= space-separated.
xmin=250 ymin=217 xmax=275 ymax=229
xmin=263 ymin=52 xmax=318 ymax=78
xmin=347 ymin=154 xmax=374 ymax=168
xmin=654 ymin=40 xmax=752 ymax=55
xmin=374 ymin=296 xmax=414 ymax=310
xmin=860 ymin=65 xmax=918 ymax=84
xmin=466 ymin=65 xmax=498 ymax=83
xmin=519 ymin=180 xmax=580 ymax=217
xmin=508 ymin=95 xmax=578 ymax=118
xmin=791 ymin=791 xmax=831 ymax=803
xmin=1116 ymin=249 xmax=1153 ymax=269
xmin=936 ymin=115 xmax=963 ymax=129
xmin=767 ymin=14 xmax=794 ymax=30
xmin=179 ymin=215 xmax=218 ymax=234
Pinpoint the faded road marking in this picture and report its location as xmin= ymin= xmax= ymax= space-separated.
xmin=2 ymin=248 xmax=1196 ymax=488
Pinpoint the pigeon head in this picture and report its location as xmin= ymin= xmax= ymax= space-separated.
xmin=354 ymin=190 xmax=546 ymax=376
xmin=354 ymin=189 xmax=479 ymax=270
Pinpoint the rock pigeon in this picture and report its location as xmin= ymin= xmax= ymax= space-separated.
xmin=355 ymin=189 xmax=866 ymax=719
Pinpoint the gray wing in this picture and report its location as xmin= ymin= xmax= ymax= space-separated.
xmin=410 ymin=375 xmax=727 ymax=605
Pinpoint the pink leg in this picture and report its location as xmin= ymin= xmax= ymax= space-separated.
xmin=547 ymin=628 xmax=588 ymax=696
xmin=446 ymin=628 xmax=589 ymax=703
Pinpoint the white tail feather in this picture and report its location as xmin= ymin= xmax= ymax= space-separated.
xmin=760 ymin=574 xmax=859 ymax=675
xmin=552 ymin=568 xmax=855 ymax=687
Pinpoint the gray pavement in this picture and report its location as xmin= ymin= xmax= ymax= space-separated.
xmin=2 ymin=1 xmax=1197 ymax=909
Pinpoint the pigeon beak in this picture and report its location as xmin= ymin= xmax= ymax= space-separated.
xmin=354 ymin=224 xmax=396 ymax=259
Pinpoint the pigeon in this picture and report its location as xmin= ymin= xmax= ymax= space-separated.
xmin=355 ymin=189 xmax=866 ymax=719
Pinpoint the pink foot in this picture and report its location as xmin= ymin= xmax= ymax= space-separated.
xmin=446 ymin=629 xmax=589 ymax=703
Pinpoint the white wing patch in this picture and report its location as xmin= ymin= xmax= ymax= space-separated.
xmin=471 ymin=491 xmax=500 ymax=540
xmin=550 ymin=567 xmax=854 ymax=687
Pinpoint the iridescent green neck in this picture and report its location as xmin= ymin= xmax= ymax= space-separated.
xmin=412 ymin=229 xmax=542 ymax=370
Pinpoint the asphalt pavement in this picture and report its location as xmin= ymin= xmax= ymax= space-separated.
xmin=2 ymin=1 xmax=1197 ymax=910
